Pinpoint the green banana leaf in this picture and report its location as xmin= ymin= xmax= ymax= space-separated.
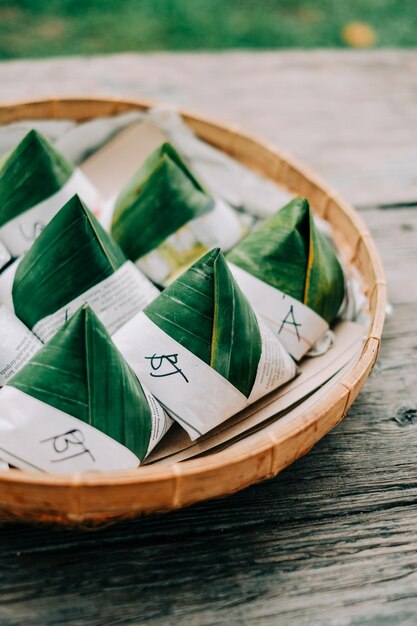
xmin=10 ymin=305 xmax=152 ymax=460
xmin=111 ymin=142 xmax=212 ymax=261
xmin=13 ymin=194 xmax=126 ymax=329
xmin=144 ymin=247 xmax=262 ymax=397
xmin=0 ymin=129 xmax=73 ymax=228
xmin=227 ymin=197 xmax=345 ymax=324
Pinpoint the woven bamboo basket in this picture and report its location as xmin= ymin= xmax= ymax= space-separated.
xmin=0 ymin=98 xmax=386 ymax=527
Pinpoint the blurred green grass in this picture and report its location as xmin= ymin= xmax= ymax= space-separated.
xmin=0 ymin=0 xmax=416 ymax=59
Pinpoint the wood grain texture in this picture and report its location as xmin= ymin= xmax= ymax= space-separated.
xmin=0 ymin=51 xmax=416 ymax=625
xmin=1 ymin=50 xmax=417 ymax=206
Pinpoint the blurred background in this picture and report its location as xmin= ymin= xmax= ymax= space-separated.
xmin=0 ymin=0 xmax=416 ymax=59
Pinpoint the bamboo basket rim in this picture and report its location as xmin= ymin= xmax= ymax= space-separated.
xmin=0 ymin=97 xmax=386 ymax=525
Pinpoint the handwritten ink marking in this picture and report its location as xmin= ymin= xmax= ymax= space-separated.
xmin=40 ymin=429 xmax=95 ymax=464
xmin=278 ymin=305 xmax=302 ymax=342
xmin=145 ymin=353 xmax=189 ymax=383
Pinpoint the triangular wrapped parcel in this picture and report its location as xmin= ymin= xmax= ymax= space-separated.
xmin=0 ymin=129 xmax=101 ymax=256
xmin=0 ymin=195 xmax=158 ymax=342
xmin=110 ymin=143 xmax=247 ymax=286
xmin=114 ymin=248 xmax=296 ymax=440
xmin=0 ymin=306 xmax=172 ymax=473
xmin=226 ymin=198 xmax=346 ymax=359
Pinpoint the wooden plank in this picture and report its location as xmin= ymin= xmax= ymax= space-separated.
xmin=0 ymin=52 xmax=416 ymax=625
xmin=1 ymin=51 xmax=417 ymax=205
xmin=0 ymin=204 xmax=415 ymax=626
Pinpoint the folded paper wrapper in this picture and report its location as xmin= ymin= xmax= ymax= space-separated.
xmin=0 ymin=383 xmax=172 ymax=474
xmin=145 ymin=320 xmax=364 ymax=464
xmin=113 ymin=310 xmax=297 ymax=440
xmin=0 ymin=256 xmax=159 ymax=342
xmin=0 ymin=306 xmax=174 ymax=473
xmin=0 ymin=387 xmax=141 ymax=473
xmin=228 ymin=263 xmax=330 ymax=361
xmin=0 ymin=168 xmax=102 ymax=258
xmin=105 ymin=142 xmax=249 ymax=288
xmin=0 ymin=223 xmax=159 ymax=342
xmin=0 ymin=319 xmax=364 ymax=470
xmin=0 ymin=114 xmax=369 ymax=471
xmin=0 ymin=305 xmax=42 ymax=386
xmin=30 ymin=260 xmax=158 ymax=343
xmin=133 ymin=196 xmax=248 ymax=287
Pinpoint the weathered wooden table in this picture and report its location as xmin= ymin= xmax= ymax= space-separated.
xmin=1 ymin=51 xmax=416 ymax=626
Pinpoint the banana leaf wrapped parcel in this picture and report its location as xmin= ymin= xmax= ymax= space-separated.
xmin=0 ymin=305 xmax=42 ymax=386
xmin=0 ymin=195 xmax=159 ymax=342
xmin=0 ymin=306 xmax=172 ymax=473
xmin=114 ymin=248 xmax=297 ymax=440
xmin=226 ymin=198 xmax=346 ymax=360
xmin=0 ymin=129 xmax=101 ymax=257
xmin=110 ymin=143 xmax=248 ymax=287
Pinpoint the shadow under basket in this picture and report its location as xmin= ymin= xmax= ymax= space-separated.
xmin=0 ymin=98 xmax=386 ymax=528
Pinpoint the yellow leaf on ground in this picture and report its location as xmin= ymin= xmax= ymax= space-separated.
xmin=342 ymin=22 xmax=376 ymax=48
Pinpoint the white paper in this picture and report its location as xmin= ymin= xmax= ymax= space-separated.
xmin=0 ymin=241 xmax=11 ymax=271
xmin=143 ymin=385 xmax=174 ymax=455
xmin=151 ymin=344 xmax=362 ymax=465
xmin=340 ymin=266 xmax=370 ymax=328
xmin=0 ymin=306 xmax=42 ymax=386
xmin=137 ymin=197 xmax=247 ymax=286
xmin=99 ymin=194 xmax=117 ymax=231
xmin=247 ymin=315 xmax=299 ymax=403
xmin=0 ymin=169 xmax=102 ymax=257
xmin=144 ymin=321 xmax=364 ymax=464
xmin=0 ymin=460 xmax=9 ymax=470
xmin=30 ymin=261 xmax=159 ymax=342
xmin=114 ymin=312 xmax=245 ymax=439
xmin=113 ymin=311 xmax=296 ymax=440
xmin=229 ymin=263 xmax=329 ymax=360
xmin=164 ymin=196 xmax=245 ymax=254
xmin=0 ymin=387 xmax=140 ymax=473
